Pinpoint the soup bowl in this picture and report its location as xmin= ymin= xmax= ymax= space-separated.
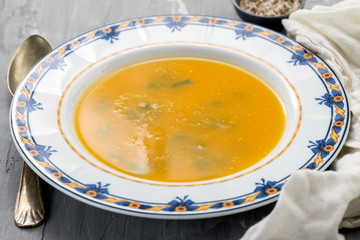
xmin=60 ymin=43 xmax=299 ymax=183
xmin=10 ymin=15 xmax=350 ymax=219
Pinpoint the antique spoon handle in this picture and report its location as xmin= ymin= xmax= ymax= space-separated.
xmin=14 ymin=162 xmax=45 ymax=227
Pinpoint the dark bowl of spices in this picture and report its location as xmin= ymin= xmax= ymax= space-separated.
xmin=233 ymin=0 xmax=306 ymax=30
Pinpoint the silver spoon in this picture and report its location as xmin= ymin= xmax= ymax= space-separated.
xmin=7 ymin=35 xmax=53 ymax=227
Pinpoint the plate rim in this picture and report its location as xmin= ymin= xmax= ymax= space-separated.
xmin=9 ymin=14 xmax=351 ymax=219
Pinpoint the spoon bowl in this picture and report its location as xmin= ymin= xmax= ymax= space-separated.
xmin=7 ymin=35 xmax=53 ymax=95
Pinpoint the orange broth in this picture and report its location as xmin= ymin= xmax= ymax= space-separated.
xmin=74 ymin=57 xmax=286 ymax=182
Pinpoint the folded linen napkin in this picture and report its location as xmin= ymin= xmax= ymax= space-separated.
xmin=241 ymin=0 xmax=360 ymax=239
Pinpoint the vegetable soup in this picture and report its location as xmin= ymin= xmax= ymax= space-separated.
xmin=74 ymin=57 xmax=286 ymax=182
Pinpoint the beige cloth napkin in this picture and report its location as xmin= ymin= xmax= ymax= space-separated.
xmin=241 ymin=0 xmax=360 ymax=239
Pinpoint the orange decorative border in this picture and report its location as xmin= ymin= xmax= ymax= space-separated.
xmin=57 ymin=41 xmax=302 ymax=187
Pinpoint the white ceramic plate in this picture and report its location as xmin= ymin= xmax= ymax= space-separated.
xmin=10 ymin=15 xmax=350 ymax=219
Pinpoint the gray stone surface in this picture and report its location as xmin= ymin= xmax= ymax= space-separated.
xmin=1 ymin=0 xmax=359 ymax=239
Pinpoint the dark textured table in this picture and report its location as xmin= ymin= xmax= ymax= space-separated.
xmin=1 ymin=0 xmax=359 ymax=239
